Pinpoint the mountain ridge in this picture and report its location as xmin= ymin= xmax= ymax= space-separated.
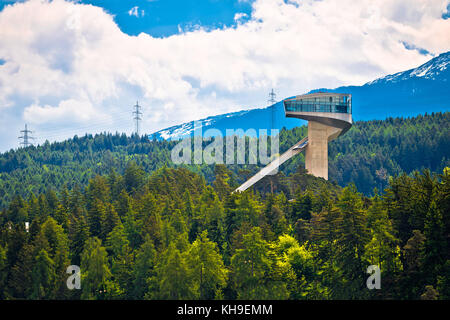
xmin=152 ymin=51 xmax=450 ymax=141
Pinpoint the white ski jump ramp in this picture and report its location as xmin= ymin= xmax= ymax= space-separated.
xmin=234 ymin=136 xmax=308 ymax=192
xmin=234 ymin=92 xmax=352 ymax=193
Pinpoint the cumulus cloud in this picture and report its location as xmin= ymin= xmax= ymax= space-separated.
xmin=234 ymin=12 xmax=248 ymax=23
xmin=0 ymin=0 xmax=449 ymax=150
xmin=128 ymin=6 xmax=144 ymax=18
xmin=24 ymin=99 xmax=96 ymax=124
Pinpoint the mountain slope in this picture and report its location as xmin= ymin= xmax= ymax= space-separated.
xmin=152 ymin=102 xmax=300 ymax=141
xmin=0 ymin=112 xmax=448 ymax=205
xmin=152 ymin=51 xmax=450 ymax=140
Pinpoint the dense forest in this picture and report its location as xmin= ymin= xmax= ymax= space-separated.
xmin=0 ymin=112 xmax=448 ymax=300
xmin=0 ymin=112 xmax=448 ymax=207
xmin=0 ymin=163 xmax=448 ymax=299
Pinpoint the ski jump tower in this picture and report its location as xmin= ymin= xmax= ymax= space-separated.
xmin=235 ymin=92 xmax=352 ymax=192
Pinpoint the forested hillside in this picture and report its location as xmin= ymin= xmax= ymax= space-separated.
xmin=153 ymin=52 xmax=450 ymax=141
xmin=0 ymin=112 xmax=448 ymax=206
xmin=300 ymin=112 xmax=449 ymax=194
xmin=0 ymin=112 xmax=448 ymax=300
xmin=0 ymin=164 xmax=448 ymax=299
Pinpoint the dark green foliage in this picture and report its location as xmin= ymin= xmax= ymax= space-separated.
xmin=132 ymin=235 xmax=157 ymax=299
xmin=0 ymin=164 xmax=448 ymax=299
xmin=1 ymin=113 xmax=448 ymax=207
xmin=31 ymin=249 xmax=55 ymax=299
xmin=0 ymin=113 xmax=448 ymax=300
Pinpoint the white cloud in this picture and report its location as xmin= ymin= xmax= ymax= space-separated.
xmin=0 ymin=0 xmax=449 ymax=151
xmin=234 ymin=12 xmax=248 ymax=23
xmin=24 ymin=99 xmax=96 ymax=124
xmin=128 ymin=6 xmax=137 ymax=17
xmin=128 ymin=6 xmax=144 ymax=18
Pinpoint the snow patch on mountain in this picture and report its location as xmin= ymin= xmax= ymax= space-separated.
xmin=151 ymin=51 xmax=450 ymax=141
xmin=153 ymin=109 xmax=252 ymax=140
xmin=367 ymin=51 xmax=449 ymax=85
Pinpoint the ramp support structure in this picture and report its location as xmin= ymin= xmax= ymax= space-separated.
xmin=234 ymin=136 xmax=308 ymax=192
xmin=234 ymin=92 xmax=352 ymax=193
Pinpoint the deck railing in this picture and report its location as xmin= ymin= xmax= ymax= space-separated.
xmin=284 ymin=100 xmax=351 ymax=114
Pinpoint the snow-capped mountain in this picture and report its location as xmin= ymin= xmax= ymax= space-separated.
xmin=151 ymin=51 xmax=450 ymax=141
xmin=367 ymin=51 xmax=449 ymax=84
xmin=154 ymin=109 xmax=252 ymax=141
xmin=151 ymin=102 xmax=302 ymax=141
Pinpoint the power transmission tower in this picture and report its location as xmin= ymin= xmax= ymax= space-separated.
xmin=267 ymin=89 xmax=277 ymax=194
xmin=268 ymin=89 xmax=276 ymax=130
xmin=19 ymin=124 xmax=35 ymax=148
xmin=133 ymin=101 xmax=142 ymax=136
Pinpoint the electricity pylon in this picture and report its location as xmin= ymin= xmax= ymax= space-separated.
xmin=133 ymin=101 xmax=142 ymax=136
xmin=268 ymin=89 xmax=276 ymax=130
xmin=19 ymin=124 xmax=35 ymax=148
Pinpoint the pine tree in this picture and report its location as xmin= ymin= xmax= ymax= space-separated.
xmin=212 ymin=164 xmax=233 ymax=201
xmin=182 ymin=190 xmax=194 ymax=220
xmin=38 ymin=217 xmax=70 ymax=298
xmin=107 ymin=223 xmax=133 ymax=298
xmin=423 ymin=200 xmax=446 ymax=281
xmin=115 ymin=190 xmax=132 ymax=218
xmin=141 ymin=206 xmax=162 ymax=249
xmin=0 ymin=244 xmax=7 ymax=299
xmin=154 ymin=243 xmax=196 ymax=299
xmin=132 ymin=235 xmax=157 ymax=299
xmin=87 ymin=198 xmax=106 ymax=239
xmin=102 ymin=203 xmax=120 ymax=240
xmin=230 ymin=227 xmax=272 ymax=299
xmin=124 ymin=161 xmax=145 ymax=194
xmin=7 ymin=195 xmax=28 ymax=224
xmin=332 ymin=185 xmax=369 ymax=299
xmin=262 ymin=194 xmax=288 ymax=240
xmin=437 ymin=168 xmax=450 ymax=261
xmin=420 ymin=285 xmax=439 ymax=300
xmin=31 ymin=249 xmax=55 ymax=299
xmin=69 ymin=214 xmax=90 ymax=266
xmin=7 ymin=243 xmax=34 ymax=299
xmin=363 ymin=193 xmax=402 ymax=274
xmin=80 ymin=237 xmax=111 ymax=300
xmin=291 ymin=190 xmax=313 ymax=221
xmin=402 ymin=230 xmax=426 ymax=299
xmin=204 ymin=196 xmax=226 ymax=247
xmin=123 ymin=210 xmax=142 ymax=249
xmin=85 ymin=175 xmax=110 ymax=209
xmin=185 ymin=231 xmax=228 ymax=299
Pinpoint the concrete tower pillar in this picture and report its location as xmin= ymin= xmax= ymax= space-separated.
xmin=234 ymin=92 xmax=352 ymax=193
xmin=305 ymin=120 xmax=342 ymax=179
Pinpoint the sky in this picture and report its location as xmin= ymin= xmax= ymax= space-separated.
xmin=0 ymin=0 xmax=449 ymax=152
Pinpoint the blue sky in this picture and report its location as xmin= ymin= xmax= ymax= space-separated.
xmin=0 ymin=0 xmax=449 ymax=151
xmin=88 ymin=0 xmax=253 ymax=37
xmin=1 ymin=0 xmax=254 ymax=37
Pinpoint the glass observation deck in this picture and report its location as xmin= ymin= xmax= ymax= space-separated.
xmin=284 ymin=93 xmax=352 ymax=114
